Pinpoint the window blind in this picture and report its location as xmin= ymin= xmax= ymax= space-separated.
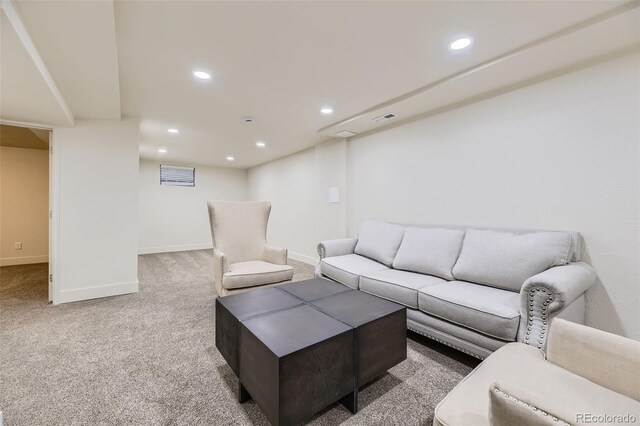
xmin=160 ymin=165 xmax=195 ymax=187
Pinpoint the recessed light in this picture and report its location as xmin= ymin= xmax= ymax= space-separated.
xmin=226 ymin=155 xmax=235 ymax=161
xmin=158 ymin=148 xmax=168 ymax=153
xmin=320 ymin=107 xmax=334 ymax=115
xmin=193 ymin=70 xmax=211 ymax=80
xmin=167 ymin=128 xmax=179 ymax=134
xmin=449 ymin=37 xmax=473 ymax=51
xmin=256 ymin=141 xmax=266 ymax=148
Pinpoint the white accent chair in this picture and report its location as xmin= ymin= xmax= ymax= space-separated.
xmin=434 ymin=319 xmax=640 ymax=426
xmin=207 ymin=200 xmax=293 ymax=296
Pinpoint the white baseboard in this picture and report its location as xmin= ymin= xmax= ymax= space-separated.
xmin=56 ymin=280 xmax=139 ymax=304
xmin=139 ymin=245 xmax=318 ymax=267
xmin=289 ymin=251 xmax=318 ymax=266
xmin=139 ymin=243 xmax=213 ymax=255
xmin=0 ymin=255 xmax=48 ymax=267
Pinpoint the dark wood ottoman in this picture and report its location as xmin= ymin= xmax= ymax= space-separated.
xmin=311 ymin=289 xmax=407 ymax=412
xmin=215 ymin=278 xmax=406 ymax=426
xmin=215 ymin=287 xmax=303 ymax=376
xmin=240 ymin=305 xmax=354 ymax=426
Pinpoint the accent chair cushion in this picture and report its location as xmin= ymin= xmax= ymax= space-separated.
xmin=354 ymin=220 xmax=406 ymax=267
xmin=223 ymin=260 xmax=293 ymax=290
xmin=452 ymin=229 xmax=573 ymax=291
xmin=360 ymin=269 xmax=445 ymax=309
xmin=418 ymin=281 xmax=520 ymax=341
xmin=320 ymin=254 xmax=389 ymax=289
xmin=434 ymin=344 xmax=544 ymax=426
xmin=392 ymin=227 xmax=465 ymax=280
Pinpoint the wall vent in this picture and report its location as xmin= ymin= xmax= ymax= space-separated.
xmin=333 ymin=130 xmax=357 ymax=138
xmin=372 ymin=113 xmax=397 ymax=124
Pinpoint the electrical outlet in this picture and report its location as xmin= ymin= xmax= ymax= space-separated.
xmin=14 ymin=242 xmax=22 ymax=250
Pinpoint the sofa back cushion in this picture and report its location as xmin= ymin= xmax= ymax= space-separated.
xmin=452 ymin=229 xmax=573 ymax=291
xmin=392 ymin=227 xmax=465 ymax=280
xmin=354 ymin=220 xmax=405 ymax=266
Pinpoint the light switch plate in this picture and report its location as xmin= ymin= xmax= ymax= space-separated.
xmin=328 ymin=187 xmax=340 ymax=203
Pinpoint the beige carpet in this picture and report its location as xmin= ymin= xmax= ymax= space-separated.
xmin=0 ymin=250 xmax=478 ymax=425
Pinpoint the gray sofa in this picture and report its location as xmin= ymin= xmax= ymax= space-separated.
xmin=316 ymin=220 xmax=597 ymax=359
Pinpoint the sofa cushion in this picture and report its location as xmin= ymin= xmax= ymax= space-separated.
xmin=407 ymin=310 xmax=507 ymax=355
xmin=392 ymin=227 xmax=465 ymax=280
xmin=452 ymin=229 xmax=573 ymax=291
xmin=354 ymin=220 xmax=406 ymax=267
xmin=320 ymin=254 xmax=389 ymax=289
xmin=418 ymin=281 xmax=520 ymax=341
xmin=360 ymin=269 xmax=444 ymax=309
xmin=223 ymin=261 xmax=294 ymax=290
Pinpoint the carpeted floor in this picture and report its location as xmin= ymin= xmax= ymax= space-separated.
xmin=0 ymin=250 xmax=478 ymax=426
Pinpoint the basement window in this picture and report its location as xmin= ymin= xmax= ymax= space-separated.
xmin=160 ymin=165 xmax=195 ymax=187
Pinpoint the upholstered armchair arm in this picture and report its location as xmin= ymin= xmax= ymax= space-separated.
xmin=518 ymin=262 xmax=597 ymax=349
xmin=317 ymin=237 xmax=358 ymax=259
xmin=489 ymin=382 xmax=567 ymax=426
xmin=213 ymin=248 xmax=229 ymax=286
xmin=263 ymin=245 xmax=288 ymax=265
xmin=547 ymin=319 xmax=640 ymax=401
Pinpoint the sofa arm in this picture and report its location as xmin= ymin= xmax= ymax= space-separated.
xmin=317 ymin=237 xmax=358 ymax=259
xmin=263 ymin=245 xmax=288 ymax=265
xmin=518 ymin=262 xmax=597 ymax=349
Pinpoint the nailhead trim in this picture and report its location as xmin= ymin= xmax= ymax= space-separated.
xmin=523 ymin=287 xmax=555 ymax=349
xmin=492 ymin=386 xmax=570 ymax=425
xmin=408 ymin=327 xmax=485 ymax=360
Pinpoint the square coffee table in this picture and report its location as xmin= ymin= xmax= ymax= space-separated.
xmin=215 ymin=278 xmax=406 ymax=426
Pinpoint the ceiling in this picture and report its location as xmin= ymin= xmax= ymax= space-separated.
xmin=0 ymin=10 xmax=71 ymax=126
xmin=0 ymin=124 xmax=49 ymax=150
xmin=0 ymin=0 xmax=119 ymax=126
xmin=1 ymin=1 xmax=638 ymax=168
xmin=15 ymin=0 xmax=121 ymax=120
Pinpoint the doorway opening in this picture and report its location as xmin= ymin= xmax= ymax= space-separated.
xmin=0 ymin=123 xmax=52 ymax=304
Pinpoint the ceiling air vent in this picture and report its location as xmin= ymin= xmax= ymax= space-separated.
xmin=333 ymin=130 xmax=357 ymax=138
xmin=372 ymin=113 xmax=397 ymax=124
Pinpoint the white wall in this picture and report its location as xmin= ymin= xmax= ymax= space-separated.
xmin=138 ymin=159 xmax=248 ymax=253
xmin=247 ymin=53 xmax=640 ymax=339
xmin=53 ymin=119 xmax=139 ymax=304
xmin=348 ymin=53 xmax=639 ymax=339
xmin=315 ymin=140 xmax=348 ymax=247
xmin=0 ymin=146 xmax=49 ymax=266
xmin=247 ymin=140 xmax=348 ymax=263
xmin=248 ymin=148 xmax=318 ymax=263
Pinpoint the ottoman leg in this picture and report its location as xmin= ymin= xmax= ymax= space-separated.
xmin=340 ymin=389 xmax=358 ymax=414
xmin=239 ymin=382 xmax=251 ymax=403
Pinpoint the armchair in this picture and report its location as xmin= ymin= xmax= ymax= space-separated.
xmin=207 ymin=200 xmax=293 ymax=296
xmin=434 ymin=319 xmax=640 ymax=426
